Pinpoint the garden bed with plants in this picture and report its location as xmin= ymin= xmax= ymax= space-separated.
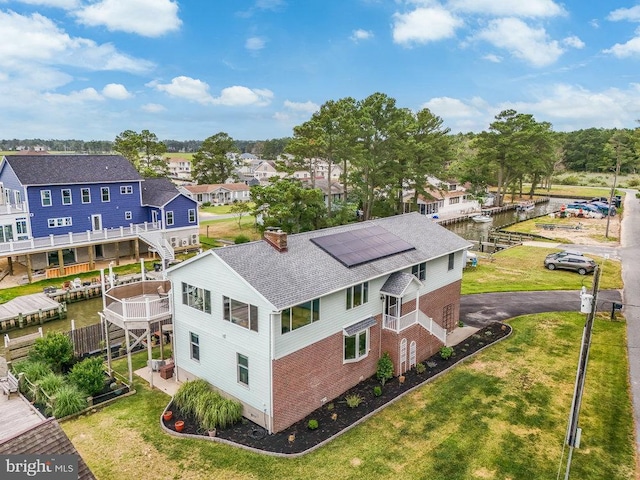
xmin=11 ymin=332 xmax=130 ymax=418
xmin=163 ymin=321 xmax=511 ymax=455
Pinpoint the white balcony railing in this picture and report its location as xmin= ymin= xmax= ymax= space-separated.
xmin=383 ymin=310 xmax=417 ymax=332
xmin=0 ymin=222 xmax=162 ymax=255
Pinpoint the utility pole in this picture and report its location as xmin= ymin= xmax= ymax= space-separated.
xmin=561 ymin=266 xmax=600 ymax=479
xmin=605 ymin=145 xmax=621 ymax=239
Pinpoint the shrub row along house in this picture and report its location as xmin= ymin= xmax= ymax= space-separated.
xmin=0 ymin=155 xmax=199 ymax=282
xmin=166 ymin=212 xmax=471 ymax=433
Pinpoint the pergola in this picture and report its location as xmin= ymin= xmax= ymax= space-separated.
xmin=98 ymin=262 xmax=172 ymax=388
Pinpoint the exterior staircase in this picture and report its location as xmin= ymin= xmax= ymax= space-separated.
xmin=138 ymin=231 xmax=175 ymax=266
xmin=417 ymin=310 xmax=447 ymax=344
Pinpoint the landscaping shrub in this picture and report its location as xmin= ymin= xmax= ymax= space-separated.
xmin=173 ymin=379 xmax=242 ymax=431
xmin=173 ymin=379 xmax=212 ymax=418
xmin=51 ymin=384 xmax=87 ymax=418
xmin=376 ymin=352 xmax=394 ymax=386
xmin=37 ymin=372 xmax=66 ymax=397
xmin=345 ymin=394 xmax=363 ymax=408
xmin=308 ymin=419 xmax=319 ymax=430
xmin=415 ymin=362 xmax=426 ymax=374
xmin=234 ymin=234 xmax=251 ymax=244
xmin=373 ymin=385 xmax=382 ymax=397
xmin=29 ymin=332 xmax=74 ymax=373
xmin=68 ymin=357 xmax=105 ymax=396
xmin=439 ymin=346 xmax=454 ymax=360
xmin=13 ymin=360 xmax=52 ymax=383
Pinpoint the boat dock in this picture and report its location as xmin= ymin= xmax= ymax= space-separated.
xmin=0 ymin=293 xmax=65 ymax=333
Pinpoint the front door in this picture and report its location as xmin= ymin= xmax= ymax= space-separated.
xmin=91 ymin=214 xmax=102 ymax=231
xmin=385 ymin=296 xmax=400 ymax=318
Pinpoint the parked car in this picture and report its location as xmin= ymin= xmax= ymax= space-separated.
xmin=590 ymin=197 xmax=609 ymax=203
xmin=544 ymin=253 xmax=596 ymax=275
xmin=545 ymin=250 xmax=583 ymax=261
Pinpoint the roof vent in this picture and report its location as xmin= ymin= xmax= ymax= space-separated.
xmin=263 ymin=228 xmax=288 ymax=252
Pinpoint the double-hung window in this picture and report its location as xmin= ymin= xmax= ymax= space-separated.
xmin=81 ymin=188 xmax=91 ymax=204
xmin=188 ymin=208 xmax=196 ymax=223
xmin=61 ymin=189 xmax=72 ymax=205
xmin=166 ymin=211 xmax=174 ymax=226
xmin=237 ymin=354 xmax=249 ymax=386
xmin=101 ymin=187 xmax=110 ymax=202
xmin=448 ymin=253 xmax=455 ymax=271
xmin=120 ymin=185 xmax=133 ymax=194
xmin=41 ymin=190 xmax=52 ymax=207
xmin=190 ymin=332 xmax=200 ymax=361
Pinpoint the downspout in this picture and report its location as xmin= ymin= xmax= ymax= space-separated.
xmin=268 ymin=312 xmax=276 ymax=434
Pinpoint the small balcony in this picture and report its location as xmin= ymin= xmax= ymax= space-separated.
xmin=102 ymin=279 xmax=172 ymax=330
xmin=383 ymin=310 xmax=417 ymax=332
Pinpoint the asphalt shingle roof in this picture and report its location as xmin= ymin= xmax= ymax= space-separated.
xmin=141 ymin=177 xmax=180 ymax=206
xmin=212 ymin=212 xmax=471 ymax=310
xmin=380 ymin=271 xmax=418 ymax=296
xmin=3 ymin=155 xmax=141 ymax=185
xmin=0 ymin=418 xmax=96 ymax=480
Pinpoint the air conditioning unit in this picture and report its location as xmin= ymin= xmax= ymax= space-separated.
xmin=170 ymin=237 xmax=177 ymax=247
xmin=190 ymin=234 xmax=198 ymax=245
xmin=181 ymin=238 xmax=188 ymax=246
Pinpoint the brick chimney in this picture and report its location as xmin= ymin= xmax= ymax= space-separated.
xmin=263 ymin=228 xmax=288 ymax=252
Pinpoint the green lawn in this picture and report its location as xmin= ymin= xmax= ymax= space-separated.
xmin=61 ymin=312 xmax=635 ymax=479
xmin=462 ymin=246 xmax=622 ymax=294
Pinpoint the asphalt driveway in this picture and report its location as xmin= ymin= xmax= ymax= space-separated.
xmin=461 ymin=289 xmax=622 ymax=327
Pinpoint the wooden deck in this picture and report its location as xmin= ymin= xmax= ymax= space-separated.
xmin=0 ymin=293 xmax=59 ymax=319
xmin=0 ymin=386 xmax=46 ymax=442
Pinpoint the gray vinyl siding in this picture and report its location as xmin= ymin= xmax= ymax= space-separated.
xmin=168 ymin=254 xmax=272 ymax=414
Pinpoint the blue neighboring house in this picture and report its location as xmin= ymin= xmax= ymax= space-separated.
xmin=0 ymin=154 xmax=199 ymax=282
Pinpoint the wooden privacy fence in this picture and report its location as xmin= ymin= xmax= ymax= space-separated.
xmin=4 ymin=317 xmax=173 ymax=362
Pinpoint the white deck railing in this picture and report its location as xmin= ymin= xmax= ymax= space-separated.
xmin=383 ymin=311 xmax=417 ymax=332
xmin=0 ymin=222 xmax=161 ymax=254
xmin=417 ymin=311 xmax=447 ymax=343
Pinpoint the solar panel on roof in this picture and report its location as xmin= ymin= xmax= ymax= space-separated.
xmin=310 ymin=226 xmax=415 ymax=267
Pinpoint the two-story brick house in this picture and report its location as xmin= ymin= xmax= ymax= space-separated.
xmin=0 ymin=155 xmax=199 ymax=281
xmin=166 ymin=212 xmax=471 ymax=434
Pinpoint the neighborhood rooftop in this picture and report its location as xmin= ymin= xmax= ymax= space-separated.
xmin=205 ymin=212 xmax=471 ymax=310
xmin=4 ymin=155 xmax=141 ymax=185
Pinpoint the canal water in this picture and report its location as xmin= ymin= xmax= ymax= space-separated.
xmin=444 ymin=197 xmax=571 ymax=241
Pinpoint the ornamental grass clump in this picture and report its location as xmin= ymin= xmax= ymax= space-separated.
xmin=51 ymin=384 xmax=87 ymax=418
xmin=13 ymin=360 xmax=52 ymax=383
xmin=173 ymin=379 xmax=212 ymax=418
xmin=173 ymin=379 xmax=242 ymax=431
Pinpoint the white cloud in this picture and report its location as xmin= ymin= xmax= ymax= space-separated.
xmin=603 ymin=35 xmax=640 ymax=58
xmin=152 ymin=77 xmax=273 ymax=107
xmin=448 ymin=0 xmax=566 ymax=18
xmin=393 ymin=6 xmax=463 ymax=45
xmin=0 ymin=11 xmax=154 ymax=73
xmin=74 ymin=0 xmax=181 ymax=37
xmin=246 ymin=36 xmax=266 ymax=51
xmin=563 ymin=35 xmax=584 ymax=49
xmin=283 ymin=100 xmax=319 ymax=113
xmin=475 ymin=18 xmax=563 ymax=67
xmin=152 ymin=76 xmax=214 ymax=104
xmin=422 ymin=96 xmax=483 ymax=118
xmin=102 ymin=83 xmax=131 ymax=99
xmin=212 ymin=86 xmax=273 ymax=106
xmin=274 ymin=100 xmax=319 ymax=122
xmin=483 ymin=53 xmax=502 ymax=63
xmin=141 ymin=103 xmax=166 ymax=113
xmin=607 ymin=5 xmax=640 ymax=22
xmin=43 ymin=87 xmax=104 ymax=104
xmin=350 ymin=29 xmax=374 ymax=42
xmin=17 ymin=0 xmax=80 ymax=8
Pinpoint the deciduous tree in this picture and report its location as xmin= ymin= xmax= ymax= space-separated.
xmin=192 ymin=132 xmax=239 ymax=184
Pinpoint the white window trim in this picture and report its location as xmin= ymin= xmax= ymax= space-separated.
xmin=81 ymin=188 xmax=91 ymax=204
xmin=61 ymin=189 xmax=72 ymax=205
xmin=237 ymin=353 xmax=249 ymax=387
xmin=120 ymin=185 xmax=133 ymax=194
xmin=101 ymin=187 xmax=110 ymax=203
xmin=41 ymin=190 xmax=52 ymax=207
xmin=343 ymin=327 xmax=370 ymax=364
xmin=190 ymin=332 xmax=200 ymax=362
xmin=124 ymin=211 xmax=132 ymax=220
xmin=166 ymin=211 xmax=174 ymax=226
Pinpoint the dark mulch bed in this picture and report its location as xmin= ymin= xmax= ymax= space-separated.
xmin=163 ymin=321 xmax=511 ymax=455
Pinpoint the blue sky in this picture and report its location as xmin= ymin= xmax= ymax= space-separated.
xmin=3 ymin=0 xmax=640 ymax=141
